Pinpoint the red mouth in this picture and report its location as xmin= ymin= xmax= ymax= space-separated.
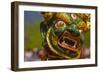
xmin=58 ymin=32 xmax=77 ymax=52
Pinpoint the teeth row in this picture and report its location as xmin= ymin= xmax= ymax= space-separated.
xmin=61 ymin=41 xmax=67 ymax=46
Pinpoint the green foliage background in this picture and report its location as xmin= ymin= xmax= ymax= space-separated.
xmin=24 ymin=21 xmax=42 ymax=51
xmin=83 ymin=31 xmax=90 ymax=48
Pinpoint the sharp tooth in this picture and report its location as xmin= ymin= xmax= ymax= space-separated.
xmin=62 ymin=41 xmax=64 ymax=45
xmin=63 ymin=40 xmax=64 ymax=43
xmin=62 ymin=41 xmax=65 ymax=45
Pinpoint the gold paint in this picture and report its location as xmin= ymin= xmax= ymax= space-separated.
xmin=46 ymin=27 xmax=80 ymax=59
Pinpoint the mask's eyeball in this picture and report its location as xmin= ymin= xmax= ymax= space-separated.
xmin=55 ymin=21 xmax=66 ymax=29
xmin=71 ymin=14 xmax=77 ymax=20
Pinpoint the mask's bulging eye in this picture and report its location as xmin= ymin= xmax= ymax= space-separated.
xmin=71 ymin=14 xmax=77 ymax=20
xmin=55 ymin=21 xmax=66 ymax=29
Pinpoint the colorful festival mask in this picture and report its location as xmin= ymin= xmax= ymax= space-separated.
xmin=40 ymin=12 xmax=90 ymax=60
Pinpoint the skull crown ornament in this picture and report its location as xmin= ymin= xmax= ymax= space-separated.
xmin=40 ymin=12 xmax=90 ymax=60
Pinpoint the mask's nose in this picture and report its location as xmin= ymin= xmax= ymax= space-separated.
xmin=66 ymin=23 xmax=80 ymax=36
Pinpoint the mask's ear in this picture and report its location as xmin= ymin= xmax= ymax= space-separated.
xmin=41 ymin=12 xmax=53 ymax=21
xmin=77 ymin=14 xmax=90 ymax=33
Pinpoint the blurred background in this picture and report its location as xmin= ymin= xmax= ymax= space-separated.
xmin=24 ymin=11 xmax=43 ymax=51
